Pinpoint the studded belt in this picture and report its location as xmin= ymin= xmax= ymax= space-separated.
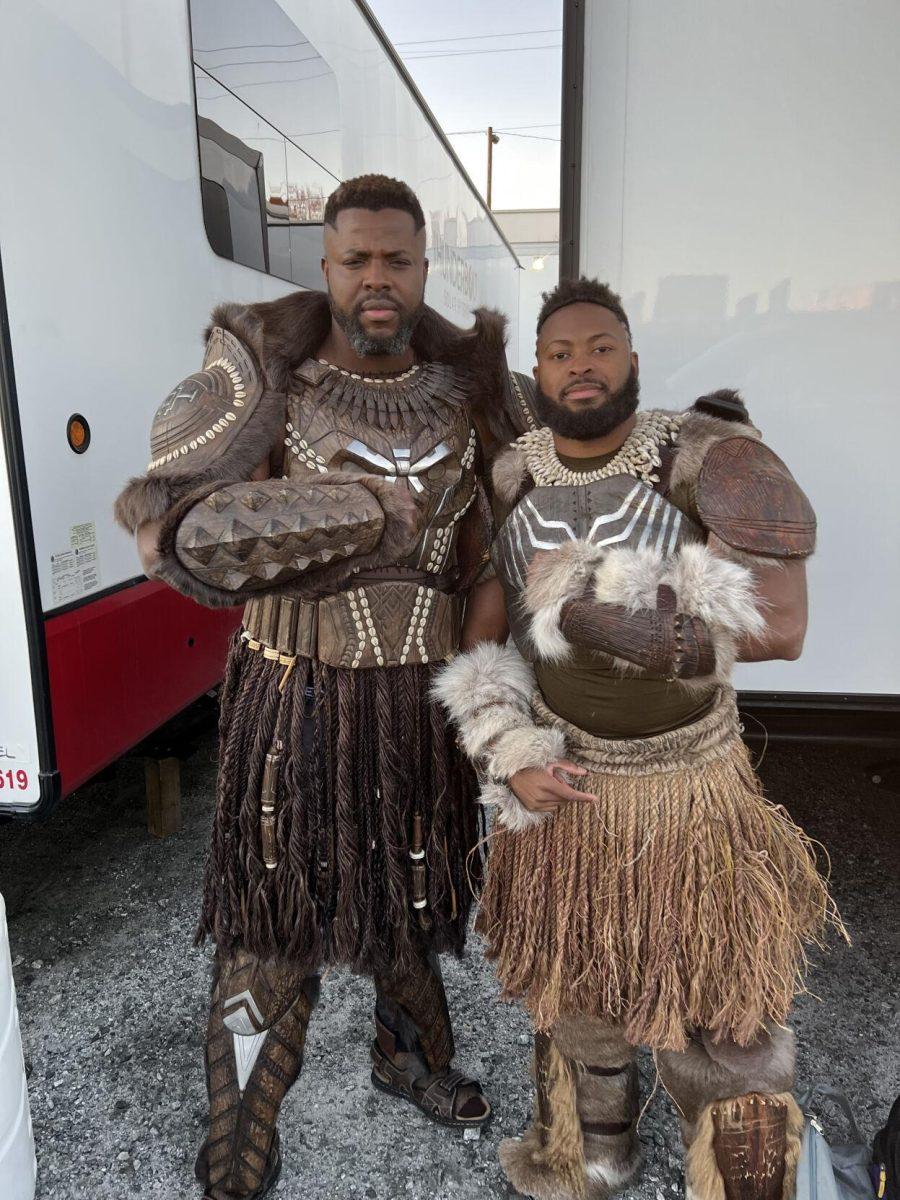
xmin=243 ymin=581 xmax=462 ymax=670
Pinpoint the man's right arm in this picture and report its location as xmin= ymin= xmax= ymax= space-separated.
xmin=116 ymin=324 xmax=415 ymax=607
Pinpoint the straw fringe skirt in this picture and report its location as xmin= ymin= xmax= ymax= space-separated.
xmin=477 ymin=687 xmax=841 ymax=1051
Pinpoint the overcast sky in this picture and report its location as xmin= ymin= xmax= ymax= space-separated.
xmin=368 ymin=0 xmax=562 ymax=211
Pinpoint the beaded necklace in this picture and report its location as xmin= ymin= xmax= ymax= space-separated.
xmin=516 ymin=410 xmax=683 ymax=487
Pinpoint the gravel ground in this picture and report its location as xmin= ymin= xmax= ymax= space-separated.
xmin=1 ymin=731 xmax=898 ymax=1200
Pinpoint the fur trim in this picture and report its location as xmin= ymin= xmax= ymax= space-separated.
xmin=492 ymin=445 xmax=531 ymax=505
xmin=552 ymin=1017 xmax=636 ymax=1072
xmin=658 ymin=1025 xmax=795 ymax=1128
xmin=585 ymin=1152 xmax=640 ymax=1193
xmin=669 ymin=411 xmax=761 ymax=499
xmin=433 ymin=642 xmax=565 ymax=830
xmin=479 ymin=780 xmax=550 ymax=833
xmin=487 ymin=724 xmax=567 ymax=783
xmin=150 ymin=469 xmax=418 ymax=609
xmin=683 ymin=1091 xmax=802 ymax=1200
xmin=591 ymin=542 xmax=763 ymax=687
xmin=499 ymin=1126 xmax=584 ymax=1200
xmin=524 ymin=541 xmax=609 ymax=663
xmin=209 ymin=290 xmax=510 ymax=431
xmin=114 ymin=389 xmax=286 ymax=534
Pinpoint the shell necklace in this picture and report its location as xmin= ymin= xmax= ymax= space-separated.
xmin=516 ymin=410 xmax=683 ymax=487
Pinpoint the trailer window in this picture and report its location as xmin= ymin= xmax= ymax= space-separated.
xmin=188 ymin=0 xmax=341 ymax=288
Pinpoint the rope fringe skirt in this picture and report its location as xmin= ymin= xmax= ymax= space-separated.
xmin=477 ymin=687 xmax=842 ymax=1051
xmin=198 ymin=632 xmax=481 ymax=978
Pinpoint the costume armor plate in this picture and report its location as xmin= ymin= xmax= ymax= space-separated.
xmin=148 ymin=327 xmax=264 ymax=473
xmin=239 ymin=357 xmax=481 ymax=668
xmin=493 ymin=475 xmax=703 ymax=654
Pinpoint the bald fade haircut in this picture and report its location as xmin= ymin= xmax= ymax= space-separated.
xmin=323 ymin=174 xmax=426 ymax=232
xmin=537 ymin=276 xmax=631 ymax=340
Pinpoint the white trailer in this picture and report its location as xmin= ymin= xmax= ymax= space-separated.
xmin=561 ymin=0 xmax=900 ymax=740
xmin=0 ymin=0 xmax=521 ymax=816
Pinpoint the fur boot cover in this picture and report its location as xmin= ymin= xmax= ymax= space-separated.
xmin=524 ymin=539 xmax=765 ymax=686
xmin=432 ymin=642 xmax=565 ymax=832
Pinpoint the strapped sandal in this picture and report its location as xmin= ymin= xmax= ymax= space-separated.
xmin=370 ymin=1017 xmax=491 ymax=1129
xmin=195 ymin=1130 xmax=282 ymax=1200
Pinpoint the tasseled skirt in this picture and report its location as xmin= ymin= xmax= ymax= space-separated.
xmin=197 ymin=633 xmax=481 ymax=977
xmin=477 ymin=687 xmax=844 ymax=1051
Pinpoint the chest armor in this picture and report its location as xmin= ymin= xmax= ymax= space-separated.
xmin=287 ymin=360 xmax=477 ymax=578
xmin=248 ymin=359 xmax=478 ymax=669
xmin=493 ymin=474 xmax=704 ymax=655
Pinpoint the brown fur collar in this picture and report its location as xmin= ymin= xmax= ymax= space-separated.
xmin=208 ymin=289 xmax=509 ymax=436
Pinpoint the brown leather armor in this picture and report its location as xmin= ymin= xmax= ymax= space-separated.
xmin=237 ymin=357 xmax=483 ymax=668
xmin=696 ymin=436 xmax=816 ymax=559
xmin=173 ymin=477 xmax=386 ymax=595
xmin=147 ymin=326 xmax=265 ymax=474
xmin=493 ymin=474 xmax=704 ymax=657
xmin=559 ymin=585 xmax=717 ymax=680
xmin=711 ymin=1093 xmax=789 ymax=1200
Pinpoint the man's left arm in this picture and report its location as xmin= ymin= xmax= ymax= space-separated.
xmin=709 ymin=534 xmax=808 ymax=662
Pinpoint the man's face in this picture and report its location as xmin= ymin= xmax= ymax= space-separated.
xmin=533 ymin=301 xmax=639 ymax=438
xmin=322 ymin=207 xmax=428 ymax=356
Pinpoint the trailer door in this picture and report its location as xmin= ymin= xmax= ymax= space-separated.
xmin=0 ymin=269 xmax=50 ymax=814
xmin=568 ymin=0 xmax=900 ymax=702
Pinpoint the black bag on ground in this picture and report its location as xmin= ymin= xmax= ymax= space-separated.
xmin=872 ymin=1095 xmax=900 ymax=1199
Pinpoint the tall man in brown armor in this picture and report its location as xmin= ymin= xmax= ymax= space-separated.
xmin=437 ymin=278 xmax=843 ymax=1200
xmin=115 ymin=175 xmax=539 ymax=1199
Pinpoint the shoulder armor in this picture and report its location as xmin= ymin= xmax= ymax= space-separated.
xmin=697 ymin=437 xmax=816 ymax=558
xmin=692 ymin=388 xmax=750 ymax=424
xmin=147 ymin=326 xmax=264 ymax=473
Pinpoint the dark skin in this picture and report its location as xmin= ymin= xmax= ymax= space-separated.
xmin=136 ymin=207 xmax=429 ymax=575
xmin=461 ymin=300 xmax=809 ymax=816
xmin=319 ymin=207 xmax=428 ymax=374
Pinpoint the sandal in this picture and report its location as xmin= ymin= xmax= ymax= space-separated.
xmin=370 ymin=1017 xmax=491 ymax=1129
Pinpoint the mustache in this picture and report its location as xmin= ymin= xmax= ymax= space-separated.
xmin=561 ymin=378 xmax=608 ymax=398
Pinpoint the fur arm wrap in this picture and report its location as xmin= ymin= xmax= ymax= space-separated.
xmin=432 ymin=642 xmax=565 ymax=832
xmin=153 ymin=473 xmax=416 ymax=608
xmin=525 ymin=540 xmax=765 ymax=687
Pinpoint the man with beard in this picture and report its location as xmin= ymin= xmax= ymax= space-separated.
xmin=437 ymin=277 xmax=841 ymax=1200
xmin=115 ymin=174 xmax=538 ymax=1199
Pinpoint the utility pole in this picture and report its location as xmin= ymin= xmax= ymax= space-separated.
xmin=486 ymin=127 xmax=500 ymax=208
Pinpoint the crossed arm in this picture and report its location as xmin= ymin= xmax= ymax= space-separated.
xmin=458 ymin=546 xmax=809 ymax=815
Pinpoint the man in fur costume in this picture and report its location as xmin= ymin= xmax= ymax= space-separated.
xmin=115 ymin=174 xmax=541 ymax=1200
xmin=436 ymin=277 xmax=841 ymax=1200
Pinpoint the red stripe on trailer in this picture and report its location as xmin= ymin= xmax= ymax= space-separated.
xmin=45 ymin=581 xmax=240 ymax=797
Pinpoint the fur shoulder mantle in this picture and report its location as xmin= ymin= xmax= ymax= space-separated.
xmin=207 ymin=289 xmax=509 ymax=433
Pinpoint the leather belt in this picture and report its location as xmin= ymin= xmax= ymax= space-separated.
xmin=243 ymin=581 xmax=462 ymax=670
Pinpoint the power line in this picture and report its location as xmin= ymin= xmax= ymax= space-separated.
xmin=496 ymin=130 xmax=561 ymax=142
xmin=394 ymin=27 xmax=560 ymax=45
xmin=447 ymin=124 xmax=560 ymax=135
xmin=403 ymin=43 xmax=561 ymax=61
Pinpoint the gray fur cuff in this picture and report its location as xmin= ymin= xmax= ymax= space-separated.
xmin=525 ymin=539 xmax=765 ymax=685
xmin=432 ymin=641 xmax=565 ymax=831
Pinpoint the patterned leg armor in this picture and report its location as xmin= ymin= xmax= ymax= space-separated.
xmin=371 ymin=952 xmax=490 ymax=1126
xmin=196 ymin=948 xmax=320 ymax=1200
xmin=500 ymin=1018 xmax=640 ymax=1200
xmin=658 ymin=1025 xmax=804 ymax=1200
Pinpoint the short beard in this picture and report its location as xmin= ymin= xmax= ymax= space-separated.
xmin=534 ymin=366 xmax=641 ymax=440
xmin=328 ymin=292 xmax=422 ymax=358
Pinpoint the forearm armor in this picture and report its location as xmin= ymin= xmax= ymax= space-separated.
xmin=155 ymin=474 xmax=414 ymax=607
xmin=559 ymin=585 xmax=717 ymax=680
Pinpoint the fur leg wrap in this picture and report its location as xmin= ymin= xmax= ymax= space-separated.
xmin=659 ymin=1025 xmax=801 ymax=1200
xmin=684 ymin=1092 xmax=803 ymax=1200
xmin=524 ymin=540 xmax=764 ymax=685
xmin=433 ymin=642 xmax=566 ymax=832
xmin=500 ymin=1021 xmax=640 ymax=1200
